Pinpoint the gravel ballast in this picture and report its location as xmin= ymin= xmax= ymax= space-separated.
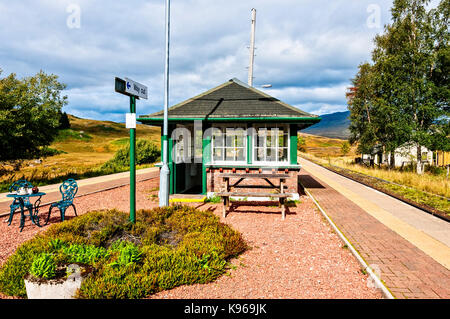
xmin=0 ymin=178 xmax=382 ymax=299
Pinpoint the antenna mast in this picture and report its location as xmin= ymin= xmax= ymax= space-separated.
xmin=248 ymin=8 xmax=256 ymax=87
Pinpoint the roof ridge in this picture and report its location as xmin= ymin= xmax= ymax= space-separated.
xmin=231 ymin=78 xmax=317 ymax=118
xmin=142 ymin=77 xmax=318 ymax=119
xmin=147 ymin=80 xmax=234 ymax=117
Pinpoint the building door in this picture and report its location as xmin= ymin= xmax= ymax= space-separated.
xmin=173 ymin=124 xmax=203 ymax=194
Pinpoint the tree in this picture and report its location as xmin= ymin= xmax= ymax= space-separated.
xmin=341 ymin=141 xmax=350 ymax=156
xmin=0 ymin=69 xmax=68 ymax=162
xmin=348 ymin=0 xmax=449 ymax=173
xmin=347 ymin=63 xmax=379 ymax=156
xmin=58 ymin=111 xmax=71 ymax=129
xmin=386 ymin=0 xmax=448 ymax=174
xmin=297 ymin=136 xmax=307 ymax=152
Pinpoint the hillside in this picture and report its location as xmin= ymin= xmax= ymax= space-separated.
xmin=299 ymin=132 xmax=357 ymax=158
xmin=303 ymin=111 xmax=350 ymax=139
xmin=0 ymin=115 xmax=161 ymax=191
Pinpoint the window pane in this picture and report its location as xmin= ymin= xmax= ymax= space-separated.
xmin=225 ymin=148 xmax=235 ymax=161
xmin=213 ymin=147 xmax=224 ymax=161
xmin=279 ymin=148 xmax=288 ymax=162
xmin=235 ymin=129 xmax=245 ymax=147
xmin=266 ymin=128 xmax=278 ymax=147
xmin=212 ymin=128 xmax=223 ymax=147
xmin=266 ymin=148 xmax=277 ymax=161
xmin=236 ymin=148 xmax=245 ymax=161
xmin=256 ymin=128 xmax=266 ymax=148
xmin=278 ymin=131 xmax=288 ymax=147
xmin=213 ymin=135 xmax=223 ymax=147
xmin=256 ymin=147 xmax=264 ymax=161
xmin=266 ymin=134 xmax=273 ymax=147
xmin=225 ymin=128 xmax=234 ymax=147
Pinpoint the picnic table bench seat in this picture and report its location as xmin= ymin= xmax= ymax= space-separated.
xmin=217 ymin=172 xmax=293 ymax=220
xmin=216 ymin=172 xmax=292 ymax=220
xmin=216 ymin=191 xmax=292 ymax=220
xmin=216 ymin=192 xmax=290 ymax=198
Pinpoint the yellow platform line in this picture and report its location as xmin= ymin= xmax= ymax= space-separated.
xmin=169 ymin=197 xmax=206 ymax=203
xmin=302 ymin=160 xmax=450 ymax=270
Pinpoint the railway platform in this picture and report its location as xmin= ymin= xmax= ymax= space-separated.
xmin=299 ymin=158 xmax=450 ymax=299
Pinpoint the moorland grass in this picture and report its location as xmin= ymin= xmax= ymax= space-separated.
xmin=0 ymin=206 xmax=248 ymax=299
xmin=301 ymin=152 xmax=449 ymax=214
xmin=0 ymin=115 xmax=161 ymax=192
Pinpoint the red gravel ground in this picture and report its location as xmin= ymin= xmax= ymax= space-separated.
xmin=0 ymin=178 xmax=382 ymax=299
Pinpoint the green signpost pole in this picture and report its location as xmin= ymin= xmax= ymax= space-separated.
xmin=114 ymin=76 xmax=147 ymax=223
xmin=129 ymin=96 xmax=136 ymax=223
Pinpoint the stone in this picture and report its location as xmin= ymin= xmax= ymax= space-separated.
xmin=24 ymin=264 xmax=89 ymax=299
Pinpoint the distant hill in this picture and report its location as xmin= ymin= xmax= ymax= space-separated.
xmin=303 ymin=111 xmax=350 ymax=140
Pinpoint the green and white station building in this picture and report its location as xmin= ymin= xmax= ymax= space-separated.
xmin=138 ymin=78 xmax=321 ymax=200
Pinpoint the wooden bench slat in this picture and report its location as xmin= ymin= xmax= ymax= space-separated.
xmin=216 ymin=192 xmax=290 ymax=198
xmin=218 ymin=173 xmax=289 ymax=179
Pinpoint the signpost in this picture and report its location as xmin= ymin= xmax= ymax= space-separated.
xmin=115 ymin=77 xmax=148 ymax=223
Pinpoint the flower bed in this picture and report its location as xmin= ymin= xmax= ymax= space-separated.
xmin=0 ymin=206 xmax=248 ymax=299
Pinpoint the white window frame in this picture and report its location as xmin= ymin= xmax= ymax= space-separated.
xmin=211 ymin=123 xmax=247 ymax=165
xmin=253 ymin=124 xmax=290 ymax=164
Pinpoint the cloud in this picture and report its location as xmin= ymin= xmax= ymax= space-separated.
xmin=0 ymin=0 xmax=397 ymax=121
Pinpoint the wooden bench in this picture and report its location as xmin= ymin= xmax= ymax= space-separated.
xmin=217 ymin=173 xmax=292 ymax=220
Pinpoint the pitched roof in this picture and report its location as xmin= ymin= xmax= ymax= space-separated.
xmin=140 ymin=78 xmax=319 ymax=120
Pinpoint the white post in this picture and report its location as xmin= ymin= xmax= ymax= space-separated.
xmin=159 ymin=0 xmax=170 ymax=207
xmin=248 ymin=8 xmax=256 ymax=87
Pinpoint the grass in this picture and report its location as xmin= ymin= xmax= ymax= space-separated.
xmin=0 ymin=206 xmax=248 ymax=299
xmin=299 ymin=133 xmax=358 ymax=158
xmin=0 ymin=114 xmax=161 ymax=192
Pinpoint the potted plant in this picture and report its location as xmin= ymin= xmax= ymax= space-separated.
xmin=24 ymin=253 xmax=92 ymax=299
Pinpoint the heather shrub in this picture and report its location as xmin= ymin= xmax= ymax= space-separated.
xmin=0 ymin=206 xmax=248 ymax=299
xmin=101 ymin=139 xmax=160 ymax=173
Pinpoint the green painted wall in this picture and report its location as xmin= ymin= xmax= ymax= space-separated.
xmin=247 ymin=126 xmax=253 ymax=164
xmin=202 ymin=123 xmax=211 ymax=195
xmin=290 ymin=124 xmax=298 ymax=165
xmin=161 ymin=126 xmax=175 ymax=195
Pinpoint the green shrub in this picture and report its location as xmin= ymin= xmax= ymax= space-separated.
xmin=205 ymin=195 xmax=221 ymax=204
xmin=54 ymin=129 xmax=92 ymax=142
xmin=29 ymin=253 xmax=57 ymax=280
xmin=0 ymin=206 xmax=248 ymax=299
xmin=101 ymin=139 xmax=160 ymax=172
xmin=39 ymin=146 xmax=67 ymax=157
xmin=59 ymin=243 xmax=109 ymax=264
xmin=108 ymin=241 xmax=143 ymax=268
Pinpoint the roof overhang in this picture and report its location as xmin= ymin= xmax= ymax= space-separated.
xmin=138 ymin=116 xmax=321 ymax=126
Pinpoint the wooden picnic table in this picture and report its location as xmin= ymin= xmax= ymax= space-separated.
xmin=217 ymin=173 xmax=291 ymax=220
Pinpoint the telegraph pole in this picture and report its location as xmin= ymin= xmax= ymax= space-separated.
xmin=159 ymin=0 xmax=171 ymax=207
xmin=248 ymin=8 xmax=256 ymax=87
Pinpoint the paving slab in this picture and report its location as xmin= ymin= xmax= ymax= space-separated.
xmin=299 ymin=158 xmax=450 ymax=299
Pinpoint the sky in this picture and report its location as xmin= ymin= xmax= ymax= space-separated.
xmin=0 ymin=0 xmax=398 ymax=122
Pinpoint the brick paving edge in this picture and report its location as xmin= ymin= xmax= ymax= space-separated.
xmin=301 ymin=185 xmax=395 ymax=299
xmin=303 ymin=158 xmax=450 ymax=223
